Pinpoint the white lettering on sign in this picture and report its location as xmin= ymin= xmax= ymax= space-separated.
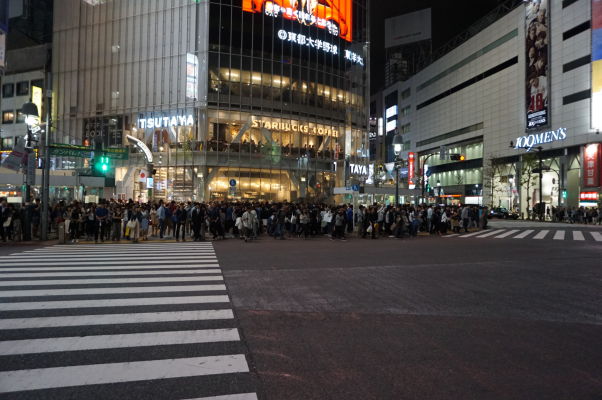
xmin=515 ymin=127 xmax=567 ymax=151
xmin=277 ymin=29 xmax=340 ymax=57
xmin=138 ymin=114 xmax=194 ymax=129
xmin=251 ymin=119 xmax=339 ymax=137
xmin=350 ymin=163 xmax=368 ymax=175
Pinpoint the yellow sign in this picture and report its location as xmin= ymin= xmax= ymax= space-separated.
xmin=251 ymin=119 xmax=339 ymax=137
xmin=32 ymin=86 xmax=43 ymax=121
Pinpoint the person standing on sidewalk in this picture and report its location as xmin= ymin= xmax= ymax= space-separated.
xmin=111 ymin=205 xmax=122 ymax=241
xmin=175 ymin=203 xmax=187 ymax=242
xmin=461 ymin=205 xmax=470 ymax=233
xmin=95 ymin=202 xmax=109 ymax=243
xmin=157 ymin=200 xmax=166 ymax=239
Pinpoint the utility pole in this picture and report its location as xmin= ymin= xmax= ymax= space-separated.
xmin=40 ymin=50 xmax=52 ymax=241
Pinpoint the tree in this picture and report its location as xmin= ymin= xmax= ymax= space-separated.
xmin=482 ymin=156 xmax=504 ymax=208
xmin=519 ymin=153 xmax=539 ymax=220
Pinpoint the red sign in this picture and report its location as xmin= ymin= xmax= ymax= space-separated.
xmin=580 ymin=192 xmax=598 ymax=201
xmin=408 ymin=152 xmax=415 ymax=187
xmin=583 ymin=143 xmax=600 ymax=187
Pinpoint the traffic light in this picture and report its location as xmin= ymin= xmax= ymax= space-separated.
xmin=449 ymin=154 xmax=465 ymax=161
xmin=93 ymin=154 xmax=110 ymax=175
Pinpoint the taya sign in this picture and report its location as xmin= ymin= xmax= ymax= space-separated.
xmin=514 ymin=127 xmax=567 ymax=151
xmin=251 ymin=119 xmax=339 ymax=137
xmin=243 ymin=0 xmax=353 ymax=42
xmin=138 ymin=114 xmax=194 ymax=130
xmin=349 ymin=163 xmax=368 ymax=175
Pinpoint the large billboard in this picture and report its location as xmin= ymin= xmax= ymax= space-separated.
xmin=525 ymin=0 xmax=550 ymax=130
xmin=384 ymin=9 xmax=431 ymax=49
xmin=592 ymin=0 xmax=602 ymax=129
xmin=243 ymin=0 xmax=353 ymax=42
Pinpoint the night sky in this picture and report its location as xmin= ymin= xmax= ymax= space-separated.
xmin=370 ymin=0 xmax=509 ymax=93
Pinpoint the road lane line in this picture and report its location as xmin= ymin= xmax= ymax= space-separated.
xmin=443 ymin=234 xmax=460 ymax=238
xmin=533 ymin=230 xmax=549 ymax=240
xmin=0 ymin=276 xmax=223 ymax=287
xmin=0 ymin=309 xmax=234 ymax=330
xmin=553 ymin=230 xmax=565 ymax=240
xmin=475 ymin=230 xmax=506 ymax=238
xmin=0 ymin=328 xmax=240 ymax=355
xmin=494 ymin=230 xmax=520 ymax=238
xmin=0 ymin=295 xmax=231 ymax=311
xmin=513 ymin=229 xmax=535 ymax=239
xmin=0 ymin=355 xmax=249 ymax=393
xmin=572 ymin=231 xmax=585 ymax=241
xmin=0 ymin=269 xmax=222 ymax=278
xmin=0 ymin=285 xmax=227 ymax=298
xmin=591 ymin=232 xmax=602 ymax=242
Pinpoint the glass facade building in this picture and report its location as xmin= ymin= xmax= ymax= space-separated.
xmin=52 ymin=0 xmax=369 ymax=202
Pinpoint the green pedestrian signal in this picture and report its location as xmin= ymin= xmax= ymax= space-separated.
xmin=94 ymin=155 xmax=110 ymax=175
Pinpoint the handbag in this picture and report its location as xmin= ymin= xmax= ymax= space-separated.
xmin=3 ymin=217 xmax=11 ymax=228
xmin=366 ymin=224 xmax=373 ymax=233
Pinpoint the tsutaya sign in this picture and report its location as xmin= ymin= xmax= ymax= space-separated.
xmin=251 ymin=119 xmax=339 ymax=137
xmin=514 ymin=127 xmax=567 ymax=151
xmin=138 ymin=114 xmax=194 ymax=129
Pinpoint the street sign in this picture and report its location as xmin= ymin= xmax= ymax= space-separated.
xmin=48 ymin=144 xmax=128 ymax=160
xmin=229 ymin=179 xmax=237 ymax=187
xmin=26 ymin=153 xmax=36 ymax=186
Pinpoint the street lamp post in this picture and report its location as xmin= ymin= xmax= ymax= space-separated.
xmin=392 ymin=133 xmax=403 ymax=206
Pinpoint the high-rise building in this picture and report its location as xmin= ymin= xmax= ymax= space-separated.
xmin=52 ymin=0 xmax=369 ymax=202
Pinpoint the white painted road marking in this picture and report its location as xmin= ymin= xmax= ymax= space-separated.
xmin=0 ymin=295 xmax=230 ymax=311
xmin=553 ymin=230 xmax=565 ymax=240
xmin=186 ymin=394 xmax=259 ymax=400
xmin=533 ymin=230 xmax=549 ymax=240
xmin=0 ymin=284 xmax=227 ymax=298
xmin=513 ymin=230 xmax=535 ymax=239
xmin=443 ymin=234 xmax=460 ymax=237
xmin=460 ymin=230 xmax=485 ymax=238
xmin=494 ymin=230 xmax=520 ymax=238
xmin=0 ymin=309 xmax=234 ymax=330
xmin=476 ymin=230 xmax=506 ymax=238
xmin=2 ymin=257 xmax=217 ymax=264
xmin=0 ymin=276 xmax=223 ymax=287
xmin=572 ymin=231 xmax=585 ymax=241
xmin=0 ymin=264 xmax=219 ymax=272
xmin=591 ymin=232 xmax=602 ymax=242
xmin=0 ymin=269 xmax=222 ymax=278
xmin=0 ymin=328 xmax=240 ymax=355
xmin=0 ymin=355 xmax=250 ymax=393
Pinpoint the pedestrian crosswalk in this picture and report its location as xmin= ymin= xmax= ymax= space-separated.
xmin=445 ymin=229 xmax=602 ymax=242
xmin=0 ymin=243 xmax=258 ymax=400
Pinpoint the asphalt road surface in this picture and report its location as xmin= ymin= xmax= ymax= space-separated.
xmin=215 ymin=221 xmax=602 ymax=400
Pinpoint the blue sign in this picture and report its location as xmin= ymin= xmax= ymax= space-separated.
xmin=425 ymin=170 xmax=432 ymax=177
xmin=351 ymin=184 xmax=360 ymax=192
xmin=229 ymin=179 xmax=237 ymax=187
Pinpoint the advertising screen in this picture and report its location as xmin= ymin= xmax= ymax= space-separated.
xmin=592 ymin=0 xmax=602 ymax=129
xmin=243 ymin=0 xmax=352 ymax=42
xmin=525 ymin=0 xmax=549 ymax=130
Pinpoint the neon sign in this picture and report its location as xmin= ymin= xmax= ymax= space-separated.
xmin=514 ymin=127 xmax=567 ymax=151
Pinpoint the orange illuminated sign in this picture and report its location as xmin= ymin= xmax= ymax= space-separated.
xmin=243 ymin=0 xmax=353 ymax=42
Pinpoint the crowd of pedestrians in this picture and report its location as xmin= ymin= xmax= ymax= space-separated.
xmin=1 ymin=197 xmax=601 ymax=244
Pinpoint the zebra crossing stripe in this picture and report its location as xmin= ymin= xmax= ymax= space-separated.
xmin=0 ymin=264 xmax=220 ymax=272
xmin=0 ymin=294 xmax=230 ymax=311
xmin=533 ymin=230 xmax=549 ymax=240
xmin=0 ymin=284 xmax=227 ymax=298
xmin=0 ymin=276 xmax=223 ymax=287
xmin=553 ymin=230 xmax=565 ymax=240
xmin=572 ymin=231 xmax=585 ymax=241
xmin=0 ymin=355 xmax=250 ymax=393
xmin=475 ymin=229 xmax=506 ymax=238
xmin=2 ymin=257 xmax=217 ymax=264
xmin=0 ymin=328 xmax=241 ymax=355
xmin=513 ymin=229 xmax=535 ymax=239
xmin=591 ymin=232 xmax=602 ymax=242
xmin=186 ymin=394 xmax=259 ymax=400
xmin=0 ymin=309 xmax=234 ymax=330
xmin=0 ymin=269 xmax=222 ymax=278
xmin=494 ymin=230 xmax=520 ymax=238
xmin=460 ymin=230 xmax=484 ymax=238
xmin=7 ymin=252 xmax=218 ymax=258
xmin=444 ymin=234 xmax=460 ymax=238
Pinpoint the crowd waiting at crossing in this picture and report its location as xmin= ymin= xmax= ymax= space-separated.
xmin=1 ymin=198 xmax=601 ymax=243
